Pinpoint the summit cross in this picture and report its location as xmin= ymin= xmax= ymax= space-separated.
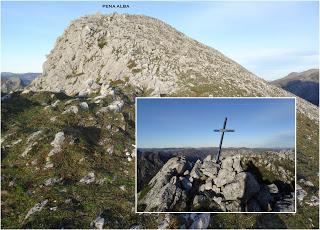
xmin=214 ymin=117 xmax=235 ymax=163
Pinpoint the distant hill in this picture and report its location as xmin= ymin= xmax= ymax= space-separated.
xmin=270 ymin=69 xmax=319 ymax=106
xmin=1 ymin=72 xmax=40 ymax=93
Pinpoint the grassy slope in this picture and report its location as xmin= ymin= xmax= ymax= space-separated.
xmin=1 ymin=86 xmax=158 ymax=229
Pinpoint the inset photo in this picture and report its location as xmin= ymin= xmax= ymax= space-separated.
xmin=136 ymin=98 xmax=296 ymax=213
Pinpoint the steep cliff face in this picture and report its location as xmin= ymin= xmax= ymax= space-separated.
xmin=28 ymin=13 xmax=317 ymax=121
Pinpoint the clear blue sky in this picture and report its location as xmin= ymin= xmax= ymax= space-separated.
xmin=1 ymin=1 xmax=318 ymax=80
xmin=137 ymin=98 xmax=295 ymax=148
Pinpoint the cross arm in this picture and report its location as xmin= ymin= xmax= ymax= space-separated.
xmin=214 ymin=129 xmax=235 ymax=132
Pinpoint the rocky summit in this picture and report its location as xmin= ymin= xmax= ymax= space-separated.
xmin=1 ymin=13 xmax=319 ymax=229
xmin=138 ymin=150 xmax=295 ymax=212
xmin=28 ymin=13 xmax=317 ymax=121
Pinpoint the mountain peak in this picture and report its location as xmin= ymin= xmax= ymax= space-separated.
xmin=28 ymin=13 xmax=318 ymax=121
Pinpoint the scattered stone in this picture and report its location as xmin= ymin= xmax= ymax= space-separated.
xmin=80 ymin=172 xmax=95 ymax=184
xmin=21 ymin=131 xmax=43 ymax=157
xmin=298 ymin=179 xmax=315 ymax=187
xmin=48 ymin=132 xmax=65 ymax=157
xmin=51 ymin=100 xmax=60 ymax=107
xmin=306 ymin=195 xmax=319 ymax=207
xmin=50 ymin=207 xmax=57 ymax=211
xmin=44 ymin=177 xmax=62 ymax=186
xmin=62 ymin=105 xmax=79 ymax=114
xmin=11 ymin=139 xmax=22 ymax=145
xmin=107 ymin=100 xmax=124 ymax=112
xmin=27 ymin=130 xmax=43 ymax=142
xmin=9 ymin=181 xmax=15 ymax=187
xmin=50 ymin=116 xmax=57 ymax=122
xmin=78 ymin=90 xmax=89 ymax=98
xmin=24 ymin=200 xmax=48 ymax=220
xmin=296 ymin=184 xmax=307 ymax=201
xmin=79 ymin=102 xmax=89 ymax=110
xmin=90 ymin=216 xmax=105 ymax=229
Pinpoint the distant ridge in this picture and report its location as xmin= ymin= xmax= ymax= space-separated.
xmin=270 ymin=69 xmax=319 ymax=106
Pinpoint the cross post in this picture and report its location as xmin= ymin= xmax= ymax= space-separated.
xmin=214 ymin=117 xmax=235 ymax=163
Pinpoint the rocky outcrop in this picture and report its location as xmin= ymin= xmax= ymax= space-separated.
xmin=138 ymin=156 xmax=191 ymax=212
xmin=138 ymin=153 xmax=295 ymax=212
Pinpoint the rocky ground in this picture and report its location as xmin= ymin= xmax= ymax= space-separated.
xmin=138 ymin=150 xmax=295 ymax=212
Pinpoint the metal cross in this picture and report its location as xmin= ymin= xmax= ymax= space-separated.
xmin=214 ymin=117 xmax=235 ymax=163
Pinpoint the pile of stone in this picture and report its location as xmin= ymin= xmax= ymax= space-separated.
xmin=138 ymin=154 xmax=295 ymax=212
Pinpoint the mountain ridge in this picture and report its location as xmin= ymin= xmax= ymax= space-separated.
xmin=270 ymin=69 xmax=319 ymax=106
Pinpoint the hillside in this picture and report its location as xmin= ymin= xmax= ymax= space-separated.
xmin=270 ymin=69 xmax=319 ymax=106
xmin=2 ymin=13 xmax=319 ymax=229
xmin=1 ymin=72 xmax=40 ymax=93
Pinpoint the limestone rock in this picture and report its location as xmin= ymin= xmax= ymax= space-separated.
xmin=90 ymin=216 xmax=105 ymax=229
xmin=213 ymin=168 xmax=236 ymax=187
xmin=80 ymin=172 xmax=95 ymax=184
xmin=190 ymin=160 xmax=203 ymax=179
xmin=79 ymin=102 xmax=89 ymax=110
xmin=62 ymin=105 xmax=79 ymax=114
xmin=107 ymin=100 xmax=124 ymax=112
xmin=24 ymin=200 xmax=48 ymax=220
xmin=222 ymin=172 xmax=260 ymax=201
xmin=200 ymin=160 xmax=219 ymax=178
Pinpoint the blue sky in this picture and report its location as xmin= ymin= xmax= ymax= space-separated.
xmin=1 ymin=1 xmax=318 ymax=80
xmin=137 ymin=98 xmax=295 ymax=148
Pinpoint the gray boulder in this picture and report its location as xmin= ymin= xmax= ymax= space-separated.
xmin=222 ymin=172 xmax=260 ymax=201
xmin=79 ymin=102 xmax=89 ymax=110
xmin=267 ymin=183 xmax=279 ymax=194
xmin=200 ymin=160 xmax=219 ymax=178
xmin=213 ymin=168 xmax=235 ymax=187
xmin=221 ymin=157 xmax=233 ymax=170
xmin=189 ymin=159 xmax=203 ymax=179
xmin=232 ymin=155 xmax=242 ymax=173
